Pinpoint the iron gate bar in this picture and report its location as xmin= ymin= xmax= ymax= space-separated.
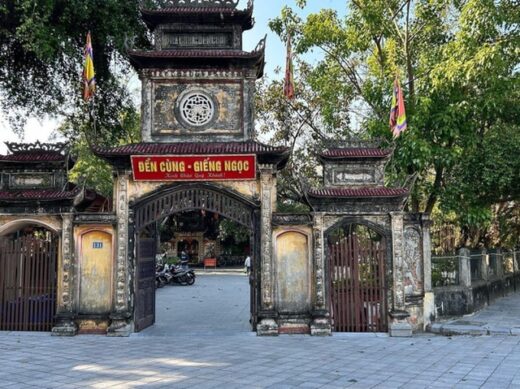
xmin=0 ymin=236 xmax=57 ymax=332
xmin=328 ymin=226 xmax=387 ymax=333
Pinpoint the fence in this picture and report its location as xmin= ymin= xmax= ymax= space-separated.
xmin=432 ymin=248 xmax=520 ymax=317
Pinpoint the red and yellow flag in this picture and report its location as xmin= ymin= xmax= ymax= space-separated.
xmin=83 ymin=32 xmax=96 ymax=102
xmin=283 ymin=33 xmax=295 ymax=100
xmin=389 ymin=76 xmax=407 ymax=137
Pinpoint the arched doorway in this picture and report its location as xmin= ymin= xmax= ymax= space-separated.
xmin=0 ymin=224 xmax=59 ymax=331
xmin=327 ymin=222 xmax=389 ymax=332
xmin=131 ymin=183 xmax=260 ymax=332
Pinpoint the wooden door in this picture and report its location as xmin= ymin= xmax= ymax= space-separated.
xmin=135 ymin=226 xmax=157 ymax=332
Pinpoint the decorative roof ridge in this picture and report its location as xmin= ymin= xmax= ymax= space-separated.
xmin=307 ymin=186 xmax=409 ymax=199
xmin=319 ymin=147 xmax=393 ymax=159
xmin=91 ymin=139 xmax=289 ymax=154
xmin=5 ymin=141 xmax=69 ymax=155
xmin=128 ymin=47 xmax=264 ymax=57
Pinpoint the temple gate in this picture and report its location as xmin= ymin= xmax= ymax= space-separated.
xmin=0 ymin=0 xmax=432 ymax=337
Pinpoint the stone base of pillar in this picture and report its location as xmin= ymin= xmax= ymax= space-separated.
xmin=389 ymin=322 xmax=413 ymax=337
xmin=107 ymin=313 xmax=132 ymax=337
xmin=256 ymin=318 xmax=279 ymax=336
xmin=51 ymin=315 xmax=77 ymax=337
xmin=389 ymin=310 xmax=412 ymax=337
xmin=423 ymin=292 xmax=435 ymax=330
xmin=310 ymin=317 xmax=332 ymax=336
xmin=278 ymin=315 xmax=311 ymax=335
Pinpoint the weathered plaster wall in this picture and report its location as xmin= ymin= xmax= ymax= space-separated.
xmin=74 ymin=226 xmax=114 ymax=316
xmin=0 ymin=215 xmax=62 ymax=235
xmin=323 ymin=160 xmax=387 ymax=187
xmin=140 ymin=69 xmax=256 ymax=143
xmin=274 ymin=228 xmax=312 ymax=314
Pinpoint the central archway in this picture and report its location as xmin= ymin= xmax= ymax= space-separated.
xmin=129 ymin=183 xmax=261 ymax=332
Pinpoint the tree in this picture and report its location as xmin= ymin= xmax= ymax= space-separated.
xmin=0 ymin=0 xmax=148 ymax=143
xmin=264 ymin=0 xmax=520 ymax=246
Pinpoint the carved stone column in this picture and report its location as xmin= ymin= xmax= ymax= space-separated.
xmin=108 ymin=172 xmax=132 ymax=336
xmin=52 ymin=213 xmax=77 ymax=336
xmin=421 ymin=214 xmax=435 ymax=329
xmin=140 ymin=75 xmax=153 ymax=142
xmin=310 ymin=212 xmax=331 ymax=336
xmin=389 ymin=212 xmax=412 ymax=337
xmin=256 ymin=164 xmax=278 ymax=336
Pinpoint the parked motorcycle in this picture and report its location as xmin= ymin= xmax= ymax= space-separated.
xmin=170 ymin=264 xmax=196 ymax=286
xmin=156 ymin=263 xmax=172 ymax=288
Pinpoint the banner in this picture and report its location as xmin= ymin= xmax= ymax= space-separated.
xmin=131 ymin=155 xmax=257 ymax=181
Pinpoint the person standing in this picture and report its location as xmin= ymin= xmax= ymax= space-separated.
xmin=244 ymin=255 xmax=251 ymax=276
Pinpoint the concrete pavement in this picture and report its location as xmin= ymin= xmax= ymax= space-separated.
xmin=1 ymin=274 xmax=520 ymax=388
xmin=1 ymin=330 xmax=520 ymax=388
xmin=430 ymin=291 xmax=520 ymax=336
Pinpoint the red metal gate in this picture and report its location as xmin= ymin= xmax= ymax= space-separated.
xmin=328 ymin=227 xmax=387 ymax=332
xmin=0 ymin=236 xmax=58 ymax=331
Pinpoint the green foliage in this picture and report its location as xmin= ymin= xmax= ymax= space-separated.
xmin=0 ymin=0 xmax=148 ymax=143
xmin=264 ymin=0 xmax=520 ymax=246
xmin=218 ymin=219 xmax=250 ymax=245
xmin=64 ymin=108 xmax=141 ymax=197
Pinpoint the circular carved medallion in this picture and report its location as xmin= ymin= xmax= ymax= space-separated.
xmin=178 ymin=91 xmax=216 ymax=128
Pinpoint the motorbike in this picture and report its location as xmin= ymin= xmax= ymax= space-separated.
xmin=170 ymin=263 xmax=196 ymax=285
xmin=156 ymin=263 xmax=172 ymax=288
xmin=155 ymin=263 xmax=196 ymax=286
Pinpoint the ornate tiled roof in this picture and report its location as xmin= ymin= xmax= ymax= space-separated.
xmin=0 ymin=141 xmax=75 ymax=167
xmin=308 ymin=187 xmax=409 ymax=198
xmin=0 ymin=152 xmax=67 ymax=163
xmin=128 ymin=49 xmax=262 ymax=59
xmin=128 ymin=39 xmax=266 ymax=76
xmin=92 ymin=140 xmax=288 ymax=156
xmin=91 ymin=141 xmax=290 ymax=170
xmin=320 ymin=148 xmax=392 ymax=159
xmin=140 ymin=0 xmax=254 ymax=31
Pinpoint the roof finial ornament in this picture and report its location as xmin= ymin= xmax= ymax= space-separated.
xmin=5 ymin=141 xmax=69 ymax=155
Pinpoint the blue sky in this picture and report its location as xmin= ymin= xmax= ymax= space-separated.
xmin=243 ymin=0 xmax=345 ymax=79
xmin=0 ymin=0 xmax=346 ymax=152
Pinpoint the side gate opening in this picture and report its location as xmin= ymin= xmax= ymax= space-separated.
xmin=132 ymin=185 xmax=260 ymax=333
xmin=328 ymin=224 xmax=388 ymax=333
xmin=0 ymin=233 xmax=58 ymax=332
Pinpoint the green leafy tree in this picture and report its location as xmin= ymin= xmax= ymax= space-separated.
xmin=264 ymin=0 xmax=519 ymax=246
xmin=0 ymin=0 xmax=148 ymax=143
xmin=62 ymin=108 xmax=141 ymax=197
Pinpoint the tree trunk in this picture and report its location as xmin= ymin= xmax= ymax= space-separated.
xmin=425 ymin=164 xmax=444 ymax=214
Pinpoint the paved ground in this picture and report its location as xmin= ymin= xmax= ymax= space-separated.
xmin=431 ymin=291 xmax=520 ymax=336
xmin=141 ymin=272 xmax=251 ymax=336
xmin=1 ymin=275 xmax=520 ymax=388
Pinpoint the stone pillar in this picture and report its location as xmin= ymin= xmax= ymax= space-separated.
xmin=389 ymin=212 xmax=412 ymax=337
xmin=108 ymin=172 xmax=132 ymax=336
xmin=140 ymin=75 xmax=153 ymax=142
xmin=496 ymin=248 xmax=504 ymax=279
xmin=256 ymin=164 xmax=278 ymax=336
xmin=458 ymin=248 xmax=472 ymax=288
xmin=421 ymin=214 xmax=435 ymax=330
xmin=480 ymin=249 xmax=489 ymax=282
xmin=310 ymin=212 xmax=331 ymax=336
xmin=52 ymin=213 xmax=77 ymax=336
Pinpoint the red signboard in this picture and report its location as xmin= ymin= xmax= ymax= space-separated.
xmin=131 ymin=154 xmax=257 ymax=181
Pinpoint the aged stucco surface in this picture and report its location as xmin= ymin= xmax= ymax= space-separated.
xmin=274 ymin=229 xmax=311 ymax=314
